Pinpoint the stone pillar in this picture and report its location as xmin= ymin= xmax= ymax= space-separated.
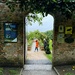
xmin=0 ymin=3 xmax=25 ymax=67
xmin=53 ymin=12 xmax=75 ymax=66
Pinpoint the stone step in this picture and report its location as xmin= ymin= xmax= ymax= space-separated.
xmin=24 ymin=65 xmax=52 ymax=71
xmin=25 ymin=60 xmax=52 ymax=65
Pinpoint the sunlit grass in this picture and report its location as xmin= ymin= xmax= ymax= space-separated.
xmin=45 ymin=53 xmax=52 ymax=61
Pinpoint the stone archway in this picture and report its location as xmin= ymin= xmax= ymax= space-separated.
xmin=25 ymin=11 xmax=75 ymax=66
xmin=0 ymin=3 xmax=75 ymax=67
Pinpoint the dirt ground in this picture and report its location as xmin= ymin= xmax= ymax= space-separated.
xmin=54 ymin=65 xmax=75 ymax=75
xmin=26 ymin=51 xmax=48 ymax=60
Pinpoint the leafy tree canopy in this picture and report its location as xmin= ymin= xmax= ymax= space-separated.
xmin=1 ymin=0 xmax=75 ymax=19
xmin=27 ymin=30 xmax=53 ymax=43
xmin=27 ymin=30 xmax=47 ymax=46
xmin=27 ymin=30 xmax=47 ymax=41
xmin=44 ymin=30 xmax=53 ymax=39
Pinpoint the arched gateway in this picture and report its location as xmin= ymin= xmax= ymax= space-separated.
xmin=0 ymin=2 xmax=75 ymax=67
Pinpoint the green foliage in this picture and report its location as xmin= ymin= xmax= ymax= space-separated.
xmin=0 ymin=68 xmax=3 ymax=75
xmin=63 ymin=0 xmax=75 ymax=2
xmin=44 ymin=30 xmax=53 ymax=39
xmin=26 ymin=13 xmax=43 ymax=25
xmin=45 ymin=54 xmax=52 ymax=61
xmin=49 ymin=39 xmax=53 ymax=51
xmin=4 ymin=0 xmax=75 ymax=20
xmin=27 ymin=30 xmax=53 ymax=46
xmin=27 ymin=30 xmax=46 ymax=46
xmin=9 ymin=69 xmax=19 ymax=75
xmin=53 ymin=0 xmax=57 ymax=2
xmin=65 ymin=72 xmax=74 ymax=75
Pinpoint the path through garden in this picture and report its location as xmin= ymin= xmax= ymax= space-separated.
xmin=21 ymin=41 xmax=57 ymax=75
xmin=26 ymin=40 xmax=48 ymax=60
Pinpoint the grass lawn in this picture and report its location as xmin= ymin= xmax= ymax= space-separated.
xmin=45 ymin=53 xmax=52 ymax=62
xmin=44 ymin=40 xmax=53 ymax=62
xmin=65 ymin=72 xmax=74 ymax=75
xmin=0 ymin=68 xmax=21 ymax=75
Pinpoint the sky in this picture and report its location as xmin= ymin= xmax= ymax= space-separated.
xmin=26 ymin=14 xmax=54 ymax=32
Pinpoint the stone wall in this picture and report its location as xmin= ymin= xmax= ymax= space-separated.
xmin=53 ymin=12 xmax=75 ymax=66
xmin=1 ymin=3 xmax=75 ymax=67
xmin=0 ymin=3 xmax=24 ymax=67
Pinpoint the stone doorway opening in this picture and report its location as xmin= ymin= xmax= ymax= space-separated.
xmin=25 ymin=13 xmax=54 ymax=66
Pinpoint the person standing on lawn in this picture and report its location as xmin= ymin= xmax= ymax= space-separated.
xmin=34 ymin=40 xmax=39 ymax=52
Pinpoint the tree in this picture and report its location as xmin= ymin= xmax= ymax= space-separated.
xmin=44 ymin=30 xmax=53 ymax=39
xmin=27 ymin=30 xmax=47 ymax=41
xmin=3 ymin=0 xmax=75 ymax=19
xmin=27 ymin=30 xmax=47 ymax=46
